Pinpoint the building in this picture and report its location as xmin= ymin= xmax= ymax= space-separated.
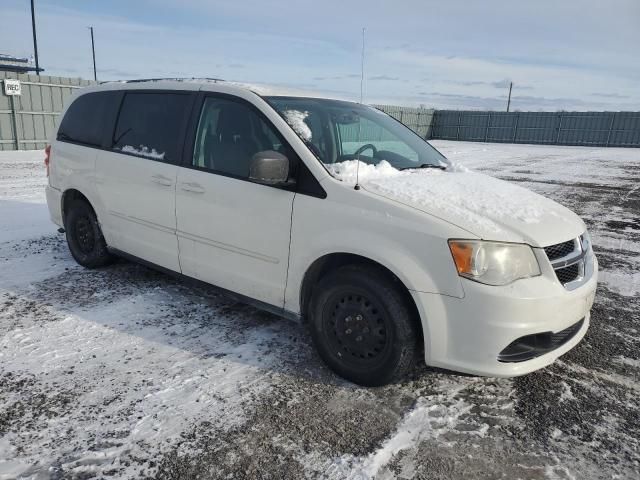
xmin=0 ymin=53 xmax=42 ymax=73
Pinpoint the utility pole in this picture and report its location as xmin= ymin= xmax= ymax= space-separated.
xmin=30 ymin=0 xmax=40 ymax=74
xmin=506 ymin=81 xmax=513 ymax=112
xmin=89 ymin=26 xmax=97 ymax=81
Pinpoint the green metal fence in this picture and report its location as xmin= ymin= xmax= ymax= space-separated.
xmin=1 ymin=72 xmax=637 ymax=150
xmin=429 ymin=110 xmax=640 ymax=147
xmin=0 ymin=72 xmax=94 ymax=151
xmin=373 ymin=105 xmax=435 ymax=139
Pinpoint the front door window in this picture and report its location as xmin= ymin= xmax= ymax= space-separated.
xmin=192 ymin=97 xmax=286 ymax=179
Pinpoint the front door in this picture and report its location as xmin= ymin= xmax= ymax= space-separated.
xmin=176 ymin=95 xmax=296 ymax=308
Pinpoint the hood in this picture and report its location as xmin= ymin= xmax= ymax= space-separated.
xmin=339 ymin=162 xmax=585 ymax=247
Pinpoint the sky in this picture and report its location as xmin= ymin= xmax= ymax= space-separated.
xmin=2 ymin=0 xmax=639 ymax=111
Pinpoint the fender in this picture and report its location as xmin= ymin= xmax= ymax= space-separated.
xmin=285 ymin=227 xmax=465 ymax=315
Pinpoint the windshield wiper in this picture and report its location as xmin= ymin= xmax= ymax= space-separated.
xmin=400 ymin=163 xmax=447 ymax=171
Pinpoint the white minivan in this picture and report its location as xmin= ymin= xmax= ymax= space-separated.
xmin=45 ymin=80 xmax=597 ymax=386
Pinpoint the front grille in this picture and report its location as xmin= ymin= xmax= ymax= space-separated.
xmin=555 ymin=263 xmax=580 ymax=284
xmin=498 ymin=318 xmax=585 ymax=363
xmin=543 ymin=235 xmax=592 ymax=289
xmin=544 ymin=239 xmax=576 ymax=261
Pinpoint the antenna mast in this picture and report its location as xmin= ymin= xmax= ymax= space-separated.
xmin=355 ymin=27 xmax=366 ymax=191
xmin=360 ymin=27 xmax=365 ymax=104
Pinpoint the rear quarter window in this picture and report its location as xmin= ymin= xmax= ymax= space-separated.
xmin=112 ymin=92 xmax=192 ymax=164
xmin=57 ymin=91 xmax=120 ymax=147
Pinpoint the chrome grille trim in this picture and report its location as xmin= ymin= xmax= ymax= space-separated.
xmin=544 ymin=233 xmax=594 ymax=290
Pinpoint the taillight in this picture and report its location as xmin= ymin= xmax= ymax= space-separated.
xmin=45 ymin=145 xmax=51 ymax=177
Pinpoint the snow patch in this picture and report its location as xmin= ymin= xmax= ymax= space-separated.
xmin=283 ymin=110 xmax=312 ymax=141
xmin=598 ymin=270 xmax=640 ymax=296
xmin=298 ymin=381 xmax=496 ymax=479
xmin=559 ymin=381 xmax=576 ymax=402
xmin=325 ymin=160 xmax=401 ymax=183
xmin=120 ymin=145 xmax=165 ymax=160
xmin=614 ymin=357 xmax=640 ymax=369
xmin=0 ymin=293 xmax=276 ymax=478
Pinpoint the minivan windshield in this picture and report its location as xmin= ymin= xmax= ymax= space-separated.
xmin=265 ymin=96 xmax=448 ymax=173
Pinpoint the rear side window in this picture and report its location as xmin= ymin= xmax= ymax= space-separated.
xmin=57 ymin=91 xmax=119 ymax=147
xmin=112 ymin=92 xmax=192 ymax=163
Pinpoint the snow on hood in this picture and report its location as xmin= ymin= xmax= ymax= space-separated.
xmin=328 ymin=160 xmax=585 ymax=245
xmin=326 ymin=160 xmax=401 ymax=183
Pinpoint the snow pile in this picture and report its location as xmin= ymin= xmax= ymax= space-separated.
xmin=325 ymin=159 xmax=401 ymax=183
xmin=365 ymin=170 xmax=548 ymax=230
xmin=325 ymin=158 xmax=548 ymax=231
xmin=445 ymin=157 xmax=470 ymax=173
xmin=283 ymin=110 xmax=312 ymax=141
xmin=120 ymin=145 xmax=165 ymax=160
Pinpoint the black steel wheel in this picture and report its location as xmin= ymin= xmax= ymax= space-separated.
xmin=73 ymin=214 xmax=96 ymax=254
xmin=64 ymin=199 xmax=114 ymax=268
xmin=309 ymin=265 xmax=419 ymax=386
xmin=324 ymin=291 xmax=391 ymax=365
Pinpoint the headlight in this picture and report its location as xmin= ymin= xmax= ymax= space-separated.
xmin=448 ymin=240 xmax=541 ymax=286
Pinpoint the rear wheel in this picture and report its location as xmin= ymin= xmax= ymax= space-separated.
xmin=309 ymin=265 xmax=419 ymax=386
xmin=64 ymin=199 xmax=114 ymax=268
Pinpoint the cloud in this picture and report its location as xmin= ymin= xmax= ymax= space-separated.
xmin=454 ymin=80 xmax=486 ymax=86
xmin=591 ymin=92 xmax=630 ymax=99
xmin=99 ymin=68 xmax=145 ymax=78
xmin=490 ymin=79 xmax=533 ymax=90
xmin=313 ymin=74 xmax=360 ymax=81
xmin=1 ymin=0 xmax=638 ymax=111
xmin=368 ymin=75 xmax=400 ymax=81
xmin=452 ymin=79 xmax=533 ymax=90
xmin=396 ymin=90 xmax=624 ymax=112
xmin=490 ymin=79 xmax=512 ymax=89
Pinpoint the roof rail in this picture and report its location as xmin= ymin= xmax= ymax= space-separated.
xmin=121 ymin=77 xmax=225 ymax=84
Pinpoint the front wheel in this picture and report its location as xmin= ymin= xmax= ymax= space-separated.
xmin=64 ymin=199 xmax=114 ymax=268
xmin=309 ymin=265 xmax=419 ymax=386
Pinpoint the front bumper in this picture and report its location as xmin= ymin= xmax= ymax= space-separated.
xmin=412 ymin=253 xmax=598 ymax=377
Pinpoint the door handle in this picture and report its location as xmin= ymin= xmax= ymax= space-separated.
xmin=151 ymin=174 xmax=173 ymax=186
xmin=181 ymin=182 xmax=205 ymax=194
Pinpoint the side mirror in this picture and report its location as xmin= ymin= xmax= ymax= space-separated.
xmin=249 ymin=150 xmax=291 ymax=186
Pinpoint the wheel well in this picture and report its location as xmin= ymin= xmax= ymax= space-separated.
xmin=61 ymin=189 xmax=93 ymax=221
xmin=300 ymin=253 xmax=423 ymax=340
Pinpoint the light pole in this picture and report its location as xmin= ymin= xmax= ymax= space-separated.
xmin=30 ymin=0 xmax=40 ymax=74
xmin=89 ymin=26 xmax=97 ymax=81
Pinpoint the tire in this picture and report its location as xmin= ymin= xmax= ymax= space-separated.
xmin=309 ymin=265 xmax=419 ymax=386
xmin=64 ymin=199 xmax=114 ymax=268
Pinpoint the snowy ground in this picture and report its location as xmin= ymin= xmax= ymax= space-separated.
xmin=0 ymin=141 xmax=639 ymax=479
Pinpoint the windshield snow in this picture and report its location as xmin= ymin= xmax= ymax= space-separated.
xmin=266 ymin=97 xmax=448 ymax=177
